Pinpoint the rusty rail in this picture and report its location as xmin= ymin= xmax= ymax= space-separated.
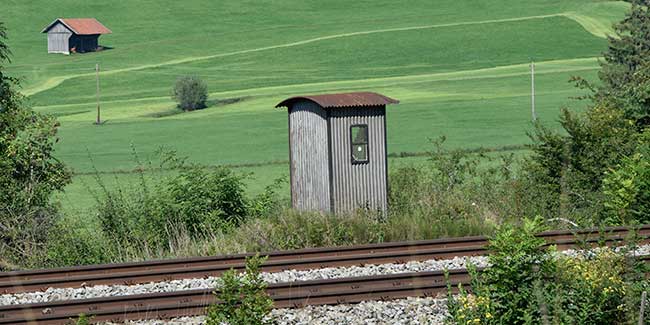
xmin=0 ymin=225 xmax=648 ymax=294
xmin=3 ymin=256 xmax=650 ymax=325
xmin=0 ymin=269 xmax=471 ymax=324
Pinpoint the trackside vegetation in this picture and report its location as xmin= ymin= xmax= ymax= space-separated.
xmin=0 ymin=22 xmax=71 ymax=269
xmin=206 ymin=255 xmax=273 ymax=325
xmin=446 ymin=219 xmax=650 ymax=324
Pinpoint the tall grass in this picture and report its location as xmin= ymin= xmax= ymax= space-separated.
xmin=42 ymin=139 xmax=531 ymax=267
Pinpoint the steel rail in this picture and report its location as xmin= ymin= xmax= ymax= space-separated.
xmin=0 ymin=269 xmax=471 ymax=324
xmin=1 ymin=225 xmax=648 ymax=294
xmin=4 ymin=255 xmax=650 ymax=325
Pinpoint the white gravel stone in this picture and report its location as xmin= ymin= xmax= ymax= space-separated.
xmin=0 ymin=256 xmax=487 ymax=306
xmin=2 ymin=243 xmax=648 ymax=307
xmin=106 ymin=297 xmax=449 ymax=325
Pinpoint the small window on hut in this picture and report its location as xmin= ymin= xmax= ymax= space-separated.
xmin=351 ymin=124 xmax=369 ymax=164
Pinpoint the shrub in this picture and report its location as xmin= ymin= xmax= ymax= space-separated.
xmin=602 ymin=131 xmax=650 ymax=225
xmin=92 ymin=149 xmax=250 ymax=255
xmin=247 ymin=176 xmax=287 ymax=219
xmin=172 ymin=76 xmax=208 ymax=110
xmin=386 ymin=138 xmax=528 ymax=240
xmin=43 ymin=220 xmax=113 ymax=267
xmin=206 ymin=255 xmax=273 ymax=325
xmin=446 ymin=219 xmax=648 ymax=324
xmin=0 ymin=22 xmax=71 ymax=268
xmin=446 ymin=219 xmax=551 ymax=324
xmin=166 ymin=166 xmax=248 ymax=226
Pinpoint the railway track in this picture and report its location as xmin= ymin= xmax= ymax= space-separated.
xmin=0 ymin=268 xmax=470 ymax=324
xmin=3 ymin=256 xmax=650 ymax=325
xmin=1 ymin=225 xmax=648 ymax=295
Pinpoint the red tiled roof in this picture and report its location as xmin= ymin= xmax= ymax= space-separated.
xmin=42 ymin=18 xmax=112 ymax=35
xmin=276 ymin=92 xmax=399 ymax=109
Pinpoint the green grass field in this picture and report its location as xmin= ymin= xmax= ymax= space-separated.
xmin=2 ymin=0 xmax=630 ymax=215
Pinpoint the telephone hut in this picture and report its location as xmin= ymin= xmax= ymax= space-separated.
xmin=276 ymin=91 xmax=399 ymax=214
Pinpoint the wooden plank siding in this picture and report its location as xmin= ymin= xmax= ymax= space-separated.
xmin=329 ymin=107 xmax=387 ymax=214
xmin=46 ymin=23 xmax=72 ymax=54
xmin=288 ymin=100 xmax=331 ymax=212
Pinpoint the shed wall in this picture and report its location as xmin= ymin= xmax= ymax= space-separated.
xmin=329 ymin=106 xmax=387 ymax=214
xmin=289 ymin=100 xmax=331 ymax=212
xmin=47 ymin=23 xmax=72 ymax=54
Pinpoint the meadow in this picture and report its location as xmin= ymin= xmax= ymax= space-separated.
xmin=2 ymin=0 xmax=629 ymax=215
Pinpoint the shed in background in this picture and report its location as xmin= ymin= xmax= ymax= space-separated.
xmin=41 ymin=18 xmax=111 ymax=54
xmin=276 ymin=91 xmax=399 ymax=214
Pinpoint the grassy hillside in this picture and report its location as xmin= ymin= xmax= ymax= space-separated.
xmin=2 ymin=0 xmax=630 ymax=214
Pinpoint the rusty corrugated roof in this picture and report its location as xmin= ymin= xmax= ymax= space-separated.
xmin=276 ymin=92 xmax=399 ymax=109
xmin=42 ymin=18 xmax=112 ymax=35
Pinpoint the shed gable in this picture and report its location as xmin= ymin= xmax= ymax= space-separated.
xmin=46 ymin=22 xmax=73 ymax=34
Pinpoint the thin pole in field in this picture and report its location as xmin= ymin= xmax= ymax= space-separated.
xmin=95 ymin=63 xmax=101 ymax=125
xmin=640 ymin=291 xmax=647 ymax=325
xmin=531 ymin=61 xmax=537 ymax=122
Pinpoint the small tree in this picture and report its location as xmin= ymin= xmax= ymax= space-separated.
xmin=206 ymin=255 xmax=273 ymax=325
xmin=172 ymin=76 xmax=208 ymax=111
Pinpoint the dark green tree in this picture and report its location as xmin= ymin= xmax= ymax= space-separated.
xmin=597 ymin=0 xmax=650 ymax=126
xmin=524 ymin=1 xmax=650 ymax=223
xmin=172 ymin=76 xmax=208 ymax=110
xmin=0 ymin=22 xmax=71 ymax=268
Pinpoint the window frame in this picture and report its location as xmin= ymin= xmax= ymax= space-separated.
xmin=350 ymin=124 xmax=369 ymax=164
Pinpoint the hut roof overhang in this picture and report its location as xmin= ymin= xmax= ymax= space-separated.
xmin=42 ymin=18 xmax=112 ymax=35
xmin=276 ymin=92 xmax=399 ymax=109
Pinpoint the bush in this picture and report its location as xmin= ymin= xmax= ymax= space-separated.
xmin=172 ymin=76 xmax=208 ymax=110
xmin=446 ymin=219 xmax=551 ymax=324
xmin=43 ymin=220 xmax=113 ymax=267
xmin=0 ymin=22 xmax=71 ymax=268
xmin=602 ymin=131 xmax=650 ymax=225
xmin=95 ymin=165 xmax=249 ymax=252
xmin=446 ymin=219 xmax=648 ymax=324
xmin=206 ymin=255 xmax=273 ymax=325
xmin=386 ymin=138 xmax=528 ymax=240
xmin=524 ymin=106 xmax=637 ymax=225
xmin=167 ymin=166 xmax=248 ymax=226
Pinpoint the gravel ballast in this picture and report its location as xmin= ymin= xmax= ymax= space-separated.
xmin=2 ymin=244 xmax=649 ymax=307
xmin=0 ymin=256 xmax=488 ymax=306
xmin=107 ymin=296 xmax=449 ymax=325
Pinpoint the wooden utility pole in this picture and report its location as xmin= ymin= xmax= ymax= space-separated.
xmin=531 ymin=61 xmax=537 ymax=122
xmin=95 ymin=63 xmax=101 ymax=125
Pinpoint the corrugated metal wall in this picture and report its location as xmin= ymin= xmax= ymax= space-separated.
xmin=329 ymin=106 xmax=387 ymax=214
xmin=289 ymin=100 xmax=331 ymax=212
xmin=47 ymin=23 xmax=71 ymax=54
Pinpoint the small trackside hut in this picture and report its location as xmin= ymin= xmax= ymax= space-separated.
xmin=42 ymin=18 xmax=111 ymax=54
xmin=276 ymin=91 xmax=399 ymax=214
